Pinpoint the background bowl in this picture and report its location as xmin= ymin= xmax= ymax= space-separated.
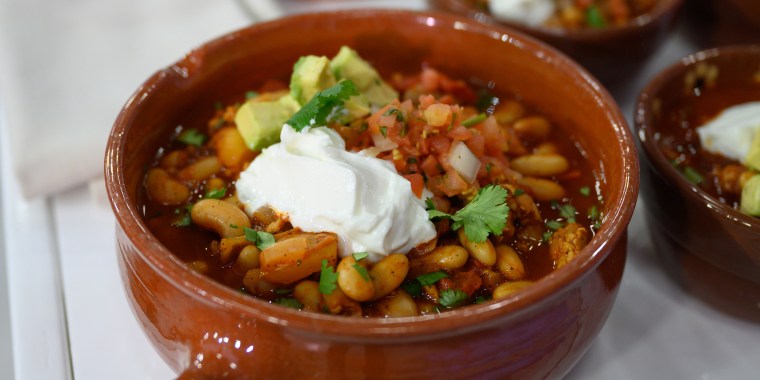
xmin=105 ymin=10 xmax=638 ymax=379
xmin=428 ymin=0 xmax=684 ymax=91
xmin=684 ymin=0 xmax=760 ymax=47
xmin=635 ymin=45 xmax=760 ymax=322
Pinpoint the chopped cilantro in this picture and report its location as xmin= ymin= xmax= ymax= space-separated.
xmin=353 ymin=252 xmax=369 ymax=261
xmin=542 ymin=230 xmax=554 ymax=242
xmin=274 ymin=298 xmax=303 ymax=309
xmin=474 ymin=295 xmax=491 ymax=304
xmin=245 ymin=91 xmax=258 ymax=100
xmin=407 ymin=157 xmax=418 ymax=164
xmin=546 ymin=220 xmax=564 ymax=231
xmin=462 ymin=113 xmax=487 ymax=127
xmin=286 ymin=80 xmax=359 ymax=131
xmin=580 ymin=186 xmax=591 ymax=197
xmin=383 ymin=108 xmax=406 ymax=122
xmin=425 ymin=198 xmax=436 ymax=211
xmin=439 ymin=289 xmax=468 ymax=308
xmin=379 ymin=126 xmax=388 ymax=137
xmin=244 ymin=228 xmax=276 ymax=250
xmin=588 ymin=205 xmax=602 ymax=229
xmin=352 ymin=263 xmax=371 ymax=282
xmin=172 ymin=213 xmax=192 ymax=227
xmin=177 ymin=128 xmax=206 ymax=147
xmin=586 ymin=5 xmax=606 ymax=28
xmin=204 ymin=187 xmax=227 ymax=199
xmin=318 ymin=259 xmax=338 ymax=295
xmin=229 ymin=224 xmax=238 ymax=229
xmin=485 ymin=162 xmax=493 ymax=174
xmin=428 ymin=185 xmax=509 ymax=243
xmin=683 ymin=166 xmax=704 ymax=185
xmin=558 ymin=204 xmax=577 ymax=223
xmin=401 ymin=280 xmax=422 ymax=297
xmin=513 ymin=188 xmax=525 ymax=196
xmin=416 ymin=271 xmax=449 ymax=286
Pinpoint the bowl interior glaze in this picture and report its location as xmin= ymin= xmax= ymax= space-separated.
xmin=106 ymin=9 xmax=639 ymax=378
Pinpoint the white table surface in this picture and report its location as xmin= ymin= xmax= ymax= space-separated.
xmin=1 ymin=3 xmax=760 ymax=380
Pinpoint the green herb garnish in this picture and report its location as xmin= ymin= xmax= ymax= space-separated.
xmin=439 ymin=289 xmax=468 ymax=308
xmin=558 ymin=204 xmax=577 ymax=223
xmin=245 ymin=91 xmax=258 ymax=100
xmin=177 ymin=129 xmax=206 ymax=147
xmin=407 ymin=157 xmax=418 ymax=164
xmin=244 ymin=228 xmax=276 ymax=250
xmin=586 ymin=5 xmax=607 ymax=28
xmin=171 ymin=203 xmax=194 ymax=227
xmin=683 ymin=166 xmax=705 ymax=185
xmin=353 ymin=252 xmax=369 ymax=261
xmin=428 ymin=185 xmax=509 ymax=243
xmin=425 ymin=198 xmax=436 ymax=211
xmin=286 ymin=80 xmax=359 ymax=131
xmin=513 ymin=188 xmax=525 ymax=196
xmin=546 ymin=220 xmax=563 ymax=231
xmin=204 ymin=187 xmax=227 ymax=199
xmin=580 ymin=186 xmax=591 ymax=197
xmin=274 ymin=298 xmax=303 ymax=309
xmin=352 ymin=263 xmax=371 ymax=282
xmin=474 ymin=295 xmax=490 ymax=304
xmin=462 ymin=113 xmax=487 ymax=127
xmin=401 ymin=280 xmax=422 ymax=297
xmin=318 ymin=259 xmax=338 ymax=295
xmin=416 ymin=271 xmax=449 ymax=286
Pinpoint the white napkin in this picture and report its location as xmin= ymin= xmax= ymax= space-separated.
xmin=0 ymin=0 xmax=426 ymax=200
xmin=0 ymin=0 xmax=250 ymax=199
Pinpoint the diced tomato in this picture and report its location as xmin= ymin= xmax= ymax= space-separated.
xmin=447 ymin=125 xmax=473 ymax=141
xmin=481 ymin=116 xmax=509 ymax=154
xmin=420 ymin=67 xmax=440 ymax=93
xmin=403 ymin=173 xmax=425 ymax=198
xmin=465 ymin=134 xmax=485 ymax=157
xmin=439 ymin=169 xmax=469 ymax=197
xmin=418 ymin=94 xmax=436 ymax=110
xmin=428 ymin=134 xmax=451 ymax=155
xmin=421 ymin=155 xmax=442 ymax=178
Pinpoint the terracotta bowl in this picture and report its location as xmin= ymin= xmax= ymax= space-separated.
xmin=685 ymin=0 xmax=760 ymax=47
xmin=635 ymin=46 xmax=760 ymax=322
xmin=428 ymin=0 xmax=684 ymax=90
xmin=105 ymin=10 xmax=638 ymax=379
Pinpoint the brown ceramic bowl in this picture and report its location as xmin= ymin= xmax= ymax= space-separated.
xmin=635 ymin=46 xmax=760 ymax=321
xmin=105 ymin=10 xmax=638 ymax=379
xmin=685 ymin=0 xmax=760 ymax=47
xmin=428 ymin=0 xmax=684 ymax=90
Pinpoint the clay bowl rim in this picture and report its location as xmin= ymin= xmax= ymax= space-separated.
xmin=635 ymin=45 xmax=760 ymax=233
xmin=429 ymin=0 xmax=685 ymax=42
xmin=105 ymin=9 xmax=638 ymax=339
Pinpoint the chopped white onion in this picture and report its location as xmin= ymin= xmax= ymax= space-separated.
xmin=448 ymin=140 xmax=481 ymax=184
xmin=371 ymin=132 xmax=398 ymax=152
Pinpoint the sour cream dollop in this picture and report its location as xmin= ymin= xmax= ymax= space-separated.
xmin=696 ymin=101 xmax=760 ymax=163
xmin=488 ymin=0 xmax=556 ymax=27
xmin=236 ymin=124 xmax=437 ymax=261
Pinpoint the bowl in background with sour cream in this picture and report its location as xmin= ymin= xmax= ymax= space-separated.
xmin=635 ymin=45 xmax=760 ymax=322
xmin=428 ymin=0 xmax=684 ymax=91
xmin=105 ymin=10 xmax=638 ymax=378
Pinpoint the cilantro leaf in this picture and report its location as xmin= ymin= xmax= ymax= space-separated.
xmin=172 ymin=213 xmax=192 ymax=227
xmin=352 ymin=263 xmax=371 ymax=282
xmin=426 ymin=185 xmax=509 ymax=243
xmin=177 ymin=128 xmax=206 ymax=147
xmin=244 ymin=228 xmax=276 ymax=250
xmin=425 ymin=198 xmax=436 ymax=211
xmin=453 ymin=185 xmax=509 ymax=242
xmin=274 ymin=298 xmax=303 ymax=309
xmin=416 ymin=271 xmax=448 ymax=286
xmin=401 ymin=280 xmax=422 ymax=297
xmin=439 ymin=289 xmax=468 ymax=308
xmin=204 ymin=187 xmax=227 ymax=199
xmin=545 ymin=220 xmax=564 ymax=231
xmin=286 ymin=80 xmax=359 ymax=131
xmin=558 ymin=204 xmax=577 ymax=223
xmin=474 ymin=295 xmax=491 ymax=304
xmin=353 ymin=252 xmax=369 ymax=261
xmin=579 ymin=186 xmax=591 ymax=197
xmin=318 ymin=259 xmax=338 ymax=295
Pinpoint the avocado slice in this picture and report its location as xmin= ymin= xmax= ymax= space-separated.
xmin=290 ymin=55 xmax=336 ymax=105
xmin=330 ymin=46 xmax=398 ymax=107
xmin=741 ymin=174 xmax=760 ymax=217
xmin=745 ymin=130 xmax=760 ymax=171
xmin=235 ymin=94 xmax=300 ymax=151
